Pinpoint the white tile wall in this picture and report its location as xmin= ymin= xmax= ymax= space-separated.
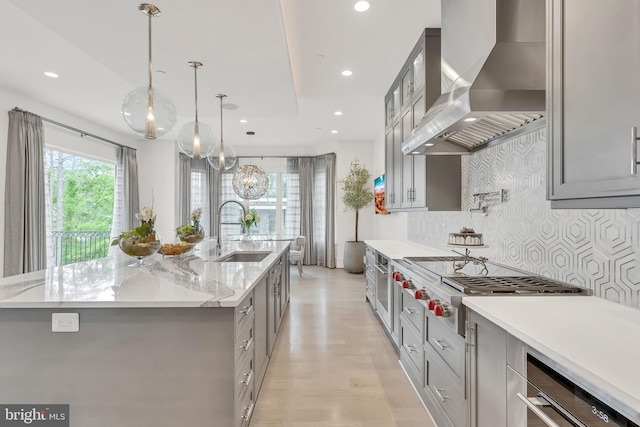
xmin=409 ymin=127 xmax=640 ymax=308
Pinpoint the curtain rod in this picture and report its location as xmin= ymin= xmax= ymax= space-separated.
xmin=238 ymin=153 xmax=335 ymax=159
xmin=12 ymin=107 xmax=134 ymax=151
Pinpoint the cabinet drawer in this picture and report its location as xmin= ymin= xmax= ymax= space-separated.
xmin=235 ymin=322 xmax=254 ymax=365
xmin=400 ymin=318 xmax=423 ymax=379
xmin=235 ymin=352 xmax=254 ymax=400
xmin=402 ymin=291 xmax=425 ymax=334
xmin=235 ymin=292 xmax=254 ymax=335
xmin=427 ymin=317 xmax=465 ymax=382
xmin=426 ymin=355 xmax=465 ymax=427
xmin=236 ymin=384 xmax=255 ymax=427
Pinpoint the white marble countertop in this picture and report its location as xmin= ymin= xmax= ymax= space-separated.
xmin=463 ymin=296 xmax=640 ymax=420
xmin=0 ymin=239 xmax=290 ymax=308
xmin=363 ymin=239 xmax=452 ymax=259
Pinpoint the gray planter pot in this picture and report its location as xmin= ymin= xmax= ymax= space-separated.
xmin=343 ymin=241 xmax=365 ymax=274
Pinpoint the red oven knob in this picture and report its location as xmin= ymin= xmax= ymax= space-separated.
xmin=414 ymin=289 xmax=429 ymax=300
xmin=392 ymin=272 xmax=398 ymax=281
xmin=402 ymin=280 xmax=415 ymax=289
xmin=434 ymin=304 xmax=451 ymax=317
xmin=395 ymin=272 xmax=404 ymax=282
xmin=427 ymin=299 xmax=438 ymax=310
xmin=434 ymin=304 xmax=444 ymax=316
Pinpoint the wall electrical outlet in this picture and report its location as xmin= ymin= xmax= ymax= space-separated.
xmin=52 ymin=313 xmax=80 ymax=332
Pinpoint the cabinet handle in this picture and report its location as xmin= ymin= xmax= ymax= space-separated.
xmin=403 ymin=344 xmax=417 ymax=354
xmin=516 ymin=393 xmax=560 ymax=427
xmin=431 ymin=338 xmax=447 ymax=351
xmin=632 ymin=127 xmax=640 ymax=175
xmin=240 ymin=369 xmax=254 ymax=387
xmin=433 ymin=387 xmax=450 ymax=403
xmin=240 ymin=337 xmax=253 ymax=352
xmin=241 ymin=400 xmax=255 ymax=422
xmin=403 ymin=307 xmax=415 ymax=315
xmin=240 ymin=306 xmax=252 ymax=316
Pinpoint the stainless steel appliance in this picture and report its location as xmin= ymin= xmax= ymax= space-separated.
xmin=397 ymin=255 xmax=590 ymax=336
xmin=402 ymin=0 xmax=546 ymax=155
xmin=374 ymin=253 xmax=391 ymax=328
xmin=391 ymin=255 xmax=591 ymax=427
xmin=507 ymin=349 xmax=640 ymax=426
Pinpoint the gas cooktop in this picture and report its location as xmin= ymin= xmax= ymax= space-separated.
xmin=403 ymin=256 xmax=591 ymax=296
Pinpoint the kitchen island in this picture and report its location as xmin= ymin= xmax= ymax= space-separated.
xmin=0 ymin=239 xmax=290 ymax=427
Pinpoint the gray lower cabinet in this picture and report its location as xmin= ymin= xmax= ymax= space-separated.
xmin=548 ymin=0 xmax=640 ymax=208
xmin=467 ymin=309 xmax=508 ymax=427
xmin=253 ymin=275 xmax=269 ymax=392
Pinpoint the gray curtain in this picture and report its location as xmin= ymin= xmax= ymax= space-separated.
xmin=111 ymin=146 xmax=139 ymax=239
xmin=4 ymin=109 xmax=46 ymax=276
xmin=178 ymin=153 xmax=192 ymax=225
xmin=179 ymin=155 xmax=220 ymax=235
xmin=323 ymin=153 xmax=336 ymax=268
xmin=287 ymin=154 xmax=336 ymax=269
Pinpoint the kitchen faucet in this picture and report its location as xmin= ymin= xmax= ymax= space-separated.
xmin=216 ymin=200 xmax=247 ymax=255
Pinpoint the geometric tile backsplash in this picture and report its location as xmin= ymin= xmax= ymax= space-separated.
xmin=408 ymin=126 xmax=640 ymax=309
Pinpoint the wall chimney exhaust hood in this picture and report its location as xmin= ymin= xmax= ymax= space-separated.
xmin=402 ymin=0 xmax=545 ymax=155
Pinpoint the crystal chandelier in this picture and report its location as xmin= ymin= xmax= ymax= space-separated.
xmin=232 ymin=165 xmax=269 ymax=200
xmin=178 ymin=61 xmax=215 ymax=159
xmin=122 ymin=3 xmax=177 ymax=139
xmin=207 ymin=94 xmax=237 ymax=171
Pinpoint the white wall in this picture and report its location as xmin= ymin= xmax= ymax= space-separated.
xmin=0 ymin=86 xmax=138 ymax=277
xmin=335 ymin=140 xmax=375 ymax=268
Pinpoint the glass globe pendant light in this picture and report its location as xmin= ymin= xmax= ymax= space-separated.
xmin=178 ymin=61 xmax=215 ymax=159
xmin=207 ymin=94 xmax=237 ymax=171
xmin=232 ymin=165 xmax=269 ymax=200
xmin=122 ymin=3 xmax=177 ymax=139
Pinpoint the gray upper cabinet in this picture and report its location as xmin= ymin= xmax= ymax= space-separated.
xmin=548 ymin=0 xmax=640 ymax=208
xmin=384 ymin=28 xmax=461 ymax=212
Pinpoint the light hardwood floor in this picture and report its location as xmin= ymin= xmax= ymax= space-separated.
xmin=250 ymin=266 xmax=437 ymax=427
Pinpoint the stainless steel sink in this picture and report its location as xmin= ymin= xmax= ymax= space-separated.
xmin=215 ymin=251 xmax=271 ymax=263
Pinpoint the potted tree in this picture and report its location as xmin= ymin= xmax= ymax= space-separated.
xmin=338 ymin=159 xmax=374 ymax=273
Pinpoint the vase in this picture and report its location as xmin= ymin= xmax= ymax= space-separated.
xmin=343 ymin=241 xmax=365 ymax=274
xmin=242 ymin=226 xmax=253 ymax=242
xmin=119 ymin=232 xmax=161 ymax=267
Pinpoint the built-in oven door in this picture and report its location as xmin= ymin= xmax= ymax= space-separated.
xmin=508 ymin=354 xmax=639 ymax=427
xmin=375 ymin=262 xmax=390 ymax=328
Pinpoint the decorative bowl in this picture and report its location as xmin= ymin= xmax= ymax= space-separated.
xmin=119 ymin=235 xmax=161 ymax=266
xmin=179 ymin=228 xmax=205 ymax=245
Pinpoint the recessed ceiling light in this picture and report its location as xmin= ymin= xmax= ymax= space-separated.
xmin=464 ymin=117 xmax=477 ymax=122
xmin=334 ymin=111 xmax=343 ymax=116
xmin=331 ymin=130 xmax=338 ymax=134
xmin=44 ymin=71 xmax=58 ymax=78
xmin=240 ymin=119 xmax=248 ymax=123
xmin=354 ymin=1 xmax=370 ymax=12
xmin=341 ymin=70 xmax=353 ymax=77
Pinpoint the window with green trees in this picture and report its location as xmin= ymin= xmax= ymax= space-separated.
xmin=44 ymin=148 xmax=115 ymax=266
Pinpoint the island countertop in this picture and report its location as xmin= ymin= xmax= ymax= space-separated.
xmin=0 ymin=239 xmax=290 ymax=308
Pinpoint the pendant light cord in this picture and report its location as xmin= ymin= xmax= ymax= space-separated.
xmin=148 ymin=13 xmax=153 ymax=89
xmin=193 ymin=66 xmax=199 ymax=123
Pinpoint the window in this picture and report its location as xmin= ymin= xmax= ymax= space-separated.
xmin=220 ymin=158 xmax=294 ymax=237
xmin=189 ymin=163 xmax=210 ymax=233
xmin=44 ymin=148 xmax=115 ymax=266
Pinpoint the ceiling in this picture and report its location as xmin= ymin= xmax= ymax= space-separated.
xmin=0 ymin=0 xmax=441 ymax=152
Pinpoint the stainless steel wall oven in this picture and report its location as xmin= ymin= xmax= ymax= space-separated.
xmin=508 ymin=348 xmax=639 ymax=427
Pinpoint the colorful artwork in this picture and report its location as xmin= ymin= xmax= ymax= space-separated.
xmin=374 ymin=175 xmax=389 ymax=214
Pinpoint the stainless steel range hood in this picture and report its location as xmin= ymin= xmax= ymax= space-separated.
xmin=402 ymin=0 xmax=545 ymax=155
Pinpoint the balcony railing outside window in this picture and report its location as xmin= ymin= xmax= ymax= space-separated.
xmin=51 ymin=230 xmax=111 ymax=266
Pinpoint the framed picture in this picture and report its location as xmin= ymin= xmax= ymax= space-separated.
xmin=374 ymin=175 xmax=390 ymax=214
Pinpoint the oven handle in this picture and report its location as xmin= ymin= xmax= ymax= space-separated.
xmin=374 ymin=265 xmax=388 ymax=274
xmin=516 ymin=393 xmax=560 ymax=427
